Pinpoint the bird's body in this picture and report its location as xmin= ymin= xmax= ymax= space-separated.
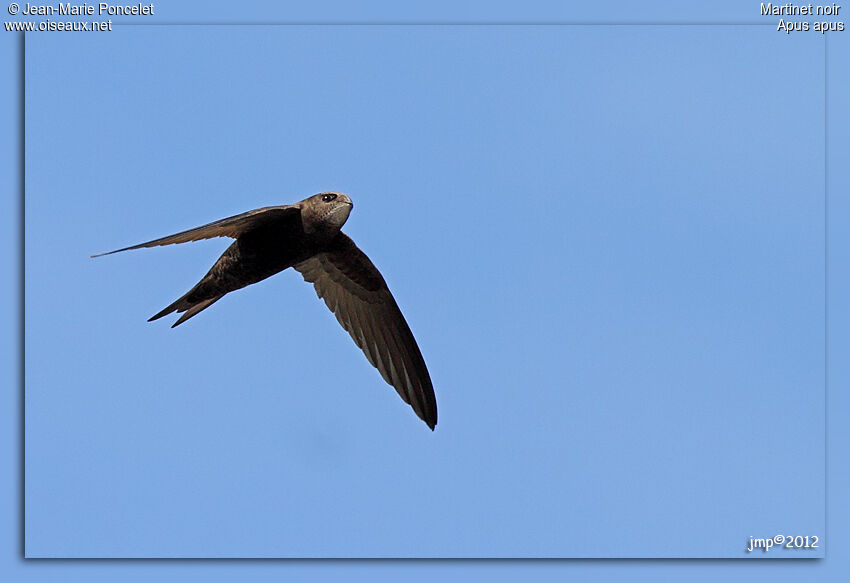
xmin=148 ymin=210 xmax=315 ymax=325
xmin=93 ymin=192 xmax=437 ymax=429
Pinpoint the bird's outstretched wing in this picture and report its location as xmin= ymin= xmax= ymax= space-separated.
xmin=91 ymin=205 xmax=301 ymax=257
xmin=295 ymin=233 xmax=437 ymax=429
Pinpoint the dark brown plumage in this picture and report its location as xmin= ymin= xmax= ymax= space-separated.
xmin=92 ymin=192 xmax=437 ymax=429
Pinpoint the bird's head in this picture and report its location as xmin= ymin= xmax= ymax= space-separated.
xmin=299 ymin=192 xmax=353 ymax=235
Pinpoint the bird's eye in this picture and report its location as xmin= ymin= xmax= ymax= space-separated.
xmin=321 ymin=193 xmax=337 ymax=203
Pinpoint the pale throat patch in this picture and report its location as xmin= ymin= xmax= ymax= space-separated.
xmin=324 ymin=203 xmax=352 ymax=228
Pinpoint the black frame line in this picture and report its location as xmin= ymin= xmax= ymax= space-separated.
xmin=15 ymin=23 xmax=831 ymax=561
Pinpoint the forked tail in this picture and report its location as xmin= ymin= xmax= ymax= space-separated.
xmin=148 ymin=294 xmax=221 ymax=328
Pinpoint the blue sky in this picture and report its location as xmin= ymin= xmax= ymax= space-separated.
xmin=4 ymin=0 xmax=850 ymax=581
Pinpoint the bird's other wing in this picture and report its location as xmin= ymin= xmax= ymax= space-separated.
xmin=91 ymin=205 xmax=301 ymax=257
xmin=294 ymin=233 xmax=437 ymax=429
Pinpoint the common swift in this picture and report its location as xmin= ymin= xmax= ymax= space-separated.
xmin=92 ymin=192 xmax=437 ymax=429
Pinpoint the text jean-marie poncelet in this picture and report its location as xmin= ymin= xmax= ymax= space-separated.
xmin=19 ymin=2 xmax=153 ymax=16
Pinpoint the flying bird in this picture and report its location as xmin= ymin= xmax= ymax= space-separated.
xmin=92 ymin=192 xmax=437 ymax=429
